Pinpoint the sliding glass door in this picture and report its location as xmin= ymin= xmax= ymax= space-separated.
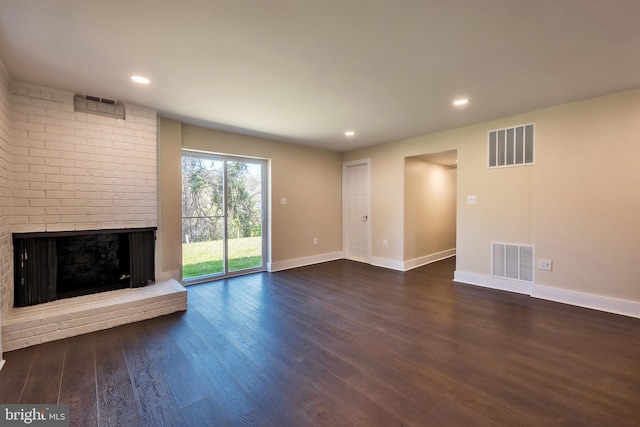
xmin=181 ymin=151 xmax=267 ymax=281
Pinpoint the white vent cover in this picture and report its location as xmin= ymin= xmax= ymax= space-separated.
xmin=488 ymin=124 xmax=534 ymax=167
xmin=492 ymin=243 xmax=533 ymax=282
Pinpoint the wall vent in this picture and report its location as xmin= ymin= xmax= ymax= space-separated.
xmin=74 ymin=94 xmax=125 ymax=120
xmin=492 ymin=243 xmax=533 ymax=282
xmin=488 ymin=124 xmax=534 ymax=168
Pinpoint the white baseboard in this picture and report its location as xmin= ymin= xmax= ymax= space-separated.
xmin=454 ymin=271 xmax=533 ymax=295
xmin=369 ymin=256 xmax=405 ymax=271
xmin=532 ymin=285 xmax=640 ymax=319
xmin=404 ymin=248 xmax=456 ymax=271
xmin=454 ymin=271 xmax=640 ymax=319
xmin=274 ymin=251 xmax=453 ymax=273
xmin=268 ymin=251 xmax=343 ymax=272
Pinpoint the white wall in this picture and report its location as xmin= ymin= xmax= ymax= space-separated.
xmin=10 ymin=83 xmax=157 ymax=234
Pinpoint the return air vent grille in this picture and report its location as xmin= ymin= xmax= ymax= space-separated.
xmin=488 ymin=124 xmax=534 ymax=167
xmin=492 ymin=243 xmax=533 ymax=282
xmin=74 ymin=94 xmax=125 ymax=120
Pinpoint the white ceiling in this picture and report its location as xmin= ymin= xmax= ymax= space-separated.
xmin=1 ymin=0 xmax=639 ymax=152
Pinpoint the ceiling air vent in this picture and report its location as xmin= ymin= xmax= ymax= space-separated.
xmin=74 ymin=94 xmax=125 ymax=120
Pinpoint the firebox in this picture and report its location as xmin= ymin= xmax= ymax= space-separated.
xmin=13 ymin=228 xmax=156 ymax=307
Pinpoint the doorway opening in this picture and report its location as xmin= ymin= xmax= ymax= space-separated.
xmin=181 ymin=151 xmax=268 ymax=281
xmin=404 ymin=150 xmax=457 ymax=269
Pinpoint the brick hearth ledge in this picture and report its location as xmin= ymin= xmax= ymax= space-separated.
xmin=2 ymin=279 xmax=187 ymax=351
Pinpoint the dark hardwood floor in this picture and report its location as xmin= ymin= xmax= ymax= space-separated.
xmin=1 ymin=257 xmax=639 ymax=426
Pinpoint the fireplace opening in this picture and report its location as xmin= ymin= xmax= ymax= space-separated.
xmin=55 ymin=233 xmax=131 ymax=299
xmin=13 ymin=228 xmax=156 ymax=308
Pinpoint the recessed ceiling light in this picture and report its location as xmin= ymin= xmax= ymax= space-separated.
xmin=453 ymin=98 xmax=469 ymax=106
xmin=345 ymin=131 xmax=356 ymax=136
xmin=131 ymin=75 xmax=150 ymax=84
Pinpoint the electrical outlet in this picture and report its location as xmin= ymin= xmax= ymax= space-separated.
xmin=280 ymin=197 xmax=287 ymax=205
xmin=383 ymin=240 xmax=388 ymax=248
xmin=538 ymin=259 xmax=553 ymax=271
xmin=313 ymin=237 xmax=318 ymax=245
xmin=467 ymin=195 xmax=477 ymax=204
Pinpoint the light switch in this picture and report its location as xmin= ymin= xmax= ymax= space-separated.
xmin=280 ymin=197 xmax=287 ymax=205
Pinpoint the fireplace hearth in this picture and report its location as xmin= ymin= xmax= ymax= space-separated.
xmin=13 ymin=228 xmax=156 ymax=307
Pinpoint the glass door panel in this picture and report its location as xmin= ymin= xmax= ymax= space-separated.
xmin=226 ymin=160 xmax=264 ymax=272
xmin=181 ymin=155 xmax=225 ymax=280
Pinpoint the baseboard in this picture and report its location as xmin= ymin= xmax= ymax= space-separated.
xmin=0 ymin=360 xmax=5 ymax=372
xmin=369 ymin=256 xmax=405 ymax=271
xmin=453 ymin=271 xmax=533 ymax=295
xmin=454 ymin=271 xmax=640 ymax=318
xmin=268 ymin=251 xmax=343 ymax=272
xmin=276 ymin=249 xmax=456 ymax=273
xmin=404 ymin=248 xmax=456 ymax=271
xmin=532 ymin=285 xmax=640 ymax=319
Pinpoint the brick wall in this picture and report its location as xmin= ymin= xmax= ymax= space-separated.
xmin=10 ymin=82 xmax=157 ymax=233
xmin=0 ymin=60 xmax=11 ymax=331
xmin=3 ymin=82 xmax=157 ymax=314
xmin=0 ymin=79 xmax=181 ymax=352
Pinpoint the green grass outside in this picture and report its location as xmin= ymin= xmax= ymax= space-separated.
xmin=182 ymin=236 xmax=262 ymax=279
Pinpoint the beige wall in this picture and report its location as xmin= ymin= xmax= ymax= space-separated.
xmin=344 ymin=88 xmax=640 ymax=306
xmin=533 ymin=89 xmax=640 ymax=300
xmin=157 ymin=118 xmax=343 ymax=280
xmin=343 ymin=114 xmax=535 ymax=273
xmin=404 ymin=158 xmax=456 ymax=261
xmin=157 ymin=119 xmax=183 ymax=279
xmin=455 ymin=116 xmax=535 ymax=278
xmin=344 ymin=145 xmax=405 ymax=262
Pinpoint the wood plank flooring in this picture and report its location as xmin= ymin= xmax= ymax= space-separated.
xmin=1 ymin=258 xmax=639 ymax=426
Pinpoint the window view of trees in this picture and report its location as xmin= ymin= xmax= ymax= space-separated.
xmin=182 ymin=157 xmax=262 ymax=243
xmin=227 ymin=161 xmax=263 ymax=239
xmin=182 ymin=156 xmax=224 ymax=243
xmin=181 ymin=155 xmax=264 ymax=279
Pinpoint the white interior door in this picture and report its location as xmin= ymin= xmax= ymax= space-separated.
xmin=345 ymin=162 xmax=370 ymax=262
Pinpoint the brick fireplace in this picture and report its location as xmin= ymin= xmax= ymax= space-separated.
xmin=13 ymin=228 xmax=156 ymax=307
xmin=0 ymin=80 xmax=186 ymax=352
